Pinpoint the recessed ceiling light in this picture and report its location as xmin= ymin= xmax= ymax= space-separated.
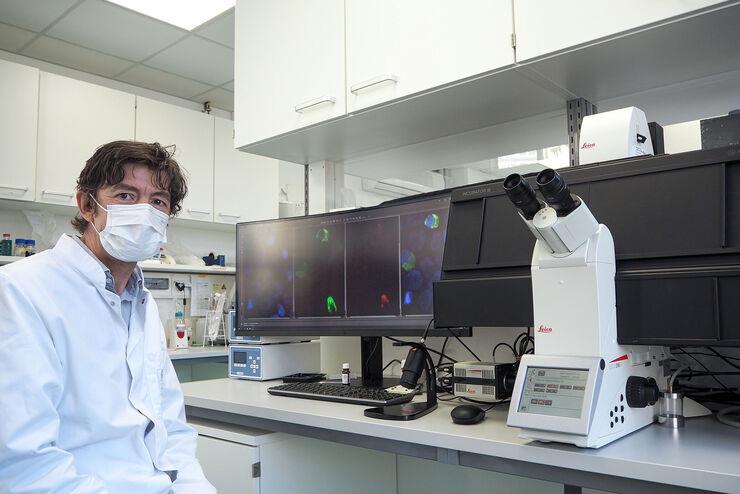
xmin=106 ymin=0 xmax=235 ymax=31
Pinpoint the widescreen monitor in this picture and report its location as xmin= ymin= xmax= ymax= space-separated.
xmin=235 ymin=193 xmax=451 ymax=337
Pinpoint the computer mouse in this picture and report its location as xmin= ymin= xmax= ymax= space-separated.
xmin=450 ymin=404 xmax=485 ymax=425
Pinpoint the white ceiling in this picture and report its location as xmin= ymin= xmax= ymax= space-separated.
xmin=0 ymin=0 xmax=236 ymax=111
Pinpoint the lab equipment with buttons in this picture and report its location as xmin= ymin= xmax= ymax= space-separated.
xmin=228 ymin=342 xmax=320 ymax=381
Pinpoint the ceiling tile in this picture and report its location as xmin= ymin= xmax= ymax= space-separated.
xmin=222 ymin=80 xmax=234 ymax=91
xmin=0 ymin=0 xmax=78 ymax=32
xmin=21 ymin=35 xmax=135 ymax=77
xmin=145 ymin=35 xmax=233 ymax=86
xmin=46 ymin=0 xmax=186 ymax=62
xmin=191 ymin=87 xmax=234 ymax=112
xmin=0 ymin=22 xmax=36 ymax=52
xmin=116 ymin=65 xmax=212 ymax=99
xmin=194 ymin=8 xmax=234 ymax=48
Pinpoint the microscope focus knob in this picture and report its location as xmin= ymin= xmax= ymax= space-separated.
xmin=626 ymin=376 xmax=660 ymax=408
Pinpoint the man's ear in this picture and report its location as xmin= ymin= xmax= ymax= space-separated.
xmin=76 ymin=190 xmax=95 ymax=223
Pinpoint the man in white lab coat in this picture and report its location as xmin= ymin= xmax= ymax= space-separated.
xmin=0 ymin=141 xmax=216 ymax=493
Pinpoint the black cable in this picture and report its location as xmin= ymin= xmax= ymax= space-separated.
xmin=673 ymin=348 xmax=728 ymax=390
xmin=678 ymin=371 xmax=740 ymax=376
xmin=447 ymin=328 xmax=481 ymax=361
xmin=492 ymin=342 xmax=516 ymax=362
xmin=677 ymin=350 xmax=740 ymax=364
xmin=382 ymin=359 xmax=401 ymax=372
xmin=437 ymin=337 xmax=450 ymax=367
xmin=483 ymin=399 xmax=511 ymax=412
xmin=364 ymin=337 xmax=380 ymax=372
xmin=705 ymin=347 xmax=740 ymax=370
xmin=385 ymin=337 xmax=458 ymax=363
xmin=421 ymin=318 xmax=434 ymax=342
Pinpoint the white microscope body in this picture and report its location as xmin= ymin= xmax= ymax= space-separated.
xmin=504 ymin=169 xmax=669 ymax=448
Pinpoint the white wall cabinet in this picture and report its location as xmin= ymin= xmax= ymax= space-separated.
xmin=345 ymin=0 xmax=514 ymax=113
xmin=37 ymin=73 xmax=135 ymax=207
xmin=214 ymin=117 xmax=279 ymax=224
xmin=135 ymin=97 xmax=215 ymax=222
xmin=513 ymin=0 xmax=724 ymax=62
xmin=0 ymin=60 xmax=38 ymax=202
xmin=234 ymin=0 xmax=345 ymax=148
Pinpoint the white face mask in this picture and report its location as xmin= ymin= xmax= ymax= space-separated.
xmin=89 ymin=194 xmax=169 ymax=262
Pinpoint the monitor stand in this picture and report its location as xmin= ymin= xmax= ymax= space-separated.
xmin=360 ymin=336 xmax=399 ymax=389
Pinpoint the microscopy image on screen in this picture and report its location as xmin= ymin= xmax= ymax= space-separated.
xmin=294 ymin=223 xmax=345 ymax=317
xmin=238 ymin=223 xmax=294 ymax=319
xmin=346 ymin=216 xmax=400 ymax=317
xmin=400 ymin=209 xmax=449 ymax=315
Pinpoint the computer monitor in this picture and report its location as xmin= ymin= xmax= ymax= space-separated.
xmin=235 ymin=192 xmax=461 ymax=383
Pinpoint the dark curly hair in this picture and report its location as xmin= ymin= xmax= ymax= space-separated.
xmin=71 ymin=140 xmax=188 ymax=234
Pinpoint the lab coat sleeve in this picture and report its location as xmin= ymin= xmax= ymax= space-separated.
xmin=0 ymin=271 xmax=109 ymax=493
xmin=159 ymin=350 xmax=216 ymax=494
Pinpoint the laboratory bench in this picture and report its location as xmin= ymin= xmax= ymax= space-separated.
xmin=168 ymin=346 xmax=228 ymax=383
xmin=182 ymin=378 xmax=740 ymax=494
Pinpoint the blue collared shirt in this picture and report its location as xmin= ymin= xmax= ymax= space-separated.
xmin=71 ymin=235 xmax=143 ymax=329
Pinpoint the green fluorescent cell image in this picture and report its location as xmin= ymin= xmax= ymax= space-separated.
xmin=295 ymin=261 xmax=307 ymax=279
xmin=424 ymin=213 xmax=440 ymax=229
xmin=326 ymin=296 xmax=338 ymax=313
xmin=401 ymin=250 xmax=416 ymax=272
xmin=315 ymin=228 xmax=330 ymax=242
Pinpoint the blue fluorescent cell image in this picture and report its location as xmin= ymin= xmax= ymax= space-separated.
xmin=238 ymin=223 xmax=294 ymax=320
xmin=400 ymin=208 xmax=448 ymax=316
xmin=404 ymin=270 xmax=423 ymax=291
xmin=418 ymin=289 xmax=433 ymax=313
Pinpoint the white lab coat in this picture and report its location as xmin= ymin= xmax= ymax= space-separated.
xmin=0 ymin=235 xmax=216 ymax=493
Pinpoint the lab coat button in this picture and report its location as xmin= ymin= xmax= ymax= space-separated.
xmin=109 ymin=301 xmax=115 ymax=306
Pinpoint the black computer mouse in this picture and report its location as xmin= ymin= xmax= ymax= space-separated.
xmin=450 ymin=404 xmax=485 ymax=425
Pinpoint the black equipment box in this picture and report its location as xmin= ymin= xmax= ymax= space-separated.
xmin=434 ymin=146 xmax=740 ymax=346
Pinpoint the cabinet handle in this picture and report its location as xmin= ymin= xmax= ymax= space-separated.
xmin=188 ymin=208 xmax=211 ymax=215
xmin=350 ymin=74 xmax=398 ymax=94
xmin=0 ymin=184 xmax=29 ymax=192
xmin=294 ymin=96 xmax=336 ymax=113
xmin=42 ymin=190 xmax=74 ymax=198
xmin=218 ymin=212 xmax=241 ymax=218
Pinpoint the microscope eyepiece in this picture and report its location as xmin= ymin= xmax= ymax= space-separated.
xmin=503 ymin=173 xmax=543 ymax=220
xmin=535 ymin=169 xmax=579 ymax=216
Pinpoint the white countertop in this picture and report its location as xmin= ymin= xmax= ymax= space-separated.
xmin=168 ymin=346 xmax=228 ymax=360
xmin=182 ymin=378 xmax=740 ymax=493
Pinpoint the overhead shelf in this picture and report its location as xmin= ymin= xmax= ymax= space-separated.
xmin=240 ymin=3 xmax=740 ymax=165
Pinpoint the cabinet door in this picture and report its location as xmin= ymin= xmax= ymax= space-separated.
xmin=234 ymin=0 xmax=345 ymax=148
xmin=0 ymin=60 xmax=38 ymax=202
xmin=197 ymin=435 xmax=258 ymax=494
xmin=135 ymin=97 xmax=214 ymax=222
xmin=514 ymin=0 xmax=724 ymax=62
xmin=214 ymin=117 xmax=278 ymax=224
xmin=37 ymin=73 xmax=135 ymax=206
xmin=346 ymin=0 xmax=514 ymax=112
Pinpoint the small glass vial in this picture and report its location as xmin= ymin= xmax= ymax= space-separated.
xmin=341 ymin=363 xmax=351 ymax=385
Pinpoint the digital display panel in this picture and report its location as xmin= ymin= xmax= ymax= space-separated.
xmin=517 ymin=366 xmax=589 ymax=418
xmin=233 ymin=351 xmax=247 ymax=364
xmin=236 ymin=194 xmax=450 ymax=332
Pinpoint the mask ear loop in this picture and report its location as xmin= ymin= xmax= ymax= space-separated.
xmin=87 ymin=193 xmax=108 ymax=235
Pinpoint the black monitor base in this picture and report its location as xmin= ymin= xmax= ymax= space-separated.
xmin=364 ymin=402 xmax=438 ymax=421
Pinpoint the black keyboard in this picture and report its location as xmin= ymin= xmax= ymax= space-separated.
xmin=267 ymin=382 xmax=416 ymax=406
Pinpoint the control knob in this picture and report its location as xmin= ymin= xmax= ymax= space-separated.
xmin=626 ymin=376 xmax=660 ymax=408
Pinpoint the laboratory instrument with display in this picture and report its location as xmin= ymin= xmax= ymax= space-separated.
xmin=503 ymin=169 xmax=669 ymax=448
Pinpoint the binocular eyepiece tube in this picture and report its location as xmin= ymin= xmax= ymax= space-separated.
xmin=535 ymin=169 xmax=579 ymax=216
xmin=503 ymin=173 xmax=543 ymax=219
xmin=504 ymin=169 xmax=580 ymax=218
